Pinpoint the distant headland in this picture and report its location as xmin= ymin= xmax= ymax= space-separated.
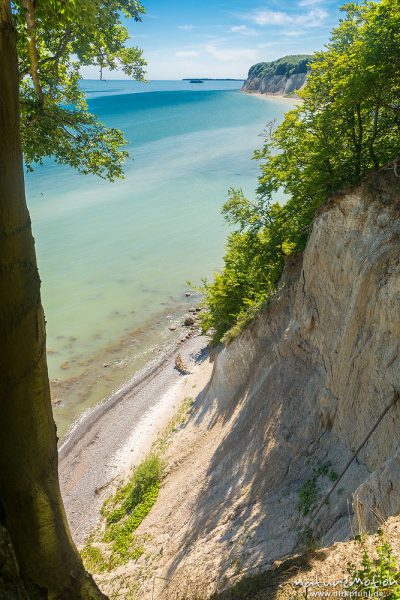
xmin=242 ymin=55 xmax=311 ymax=97
xmin=182 ymin=78 xmax=244 ymax=81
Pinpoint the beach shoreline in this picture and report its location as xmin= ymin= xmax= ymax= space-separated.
xmin=59 ymin=331 xmax=212 ymax=546
xmin=241 ymin=89 xmax=302 ymax=103
xmin=51 ymin=294 xmax=204 ymax=440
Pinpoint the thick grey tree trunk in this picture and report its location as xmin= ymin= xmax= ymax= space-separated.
xmin=0 ymin=2 xmax=106 ymax=598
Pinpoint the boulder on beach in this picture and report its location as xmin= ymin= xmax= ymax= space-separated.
xmin=184 ymin=316 xmax=195 ymax=327
xmin=175 ymin=353 xmax=191 ymax=374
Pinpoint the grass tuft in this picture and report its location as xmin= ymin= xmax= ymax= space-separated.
xmin=98 ymin=454 xmax=162 ymax=565
xmin=297 ymin=462 xmax=337 ymax=517
xmin=81 ymin=542 xmax=110 ymax=573
xmin=297 ymin=478 xmax=318 ymax=517
xmin=102 ymin=454 xmax=162 ymax=525
xmin=153 ymin=396 xmax=194 ymax=455
xmin=82 ymin=397 xmax=194 ymax=572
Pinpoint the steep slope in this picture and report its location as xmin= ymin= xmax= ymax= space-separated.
xmin=96 ymin=169 xmax=400 ymax=598
xmin=242 ymin=55 xmax=310 ymax=96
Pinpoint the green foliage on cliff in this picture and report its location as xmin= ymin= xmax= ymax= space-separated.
xmin=101 ymin=454 xmax=162 ymax=562
xmin=248 ymin=54 xmax=311 ymax=79
xmin=347 ymin=538 xmax=400 ymax=598
xmin=82 ymin=454 xmax=162 ymax=571
xmin=201 ymin=0 xmax=400 ymax=344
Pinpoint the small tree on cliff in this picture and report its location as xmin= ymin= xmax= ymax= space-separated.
xmin=0 ymin=1 xmax=145 ymax=597
xmin=200 ymin=0 xmax=400 ymax=343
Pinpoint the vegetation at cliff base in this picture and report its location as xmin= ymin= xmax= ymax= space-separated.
xmin=248 ymin=54 xmax=311 ymax=80
xmin=200 ymin=0 xmax=400 ymax=344
xmin=82 ymin=455 xmax=162 ymax=571
xmin=82 ymin=398 xmax=194 ymax=572
xmin=347 ymin=538 xmax=400 ymax=598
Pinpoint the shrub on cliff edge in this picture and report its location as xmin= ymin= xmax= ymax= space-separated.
xmin=201 ymin=0 xmax=400 ymax=343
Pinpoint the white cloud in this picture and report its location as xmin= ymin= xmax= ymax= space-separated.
xmin=175 ymin=50 xmax=200 ymax=58
xmin=248 ymin=11 xmax=291 ymax=26
xmin=229 ymin=25 xmax=259 ymax=37
xmin=298 ymin=0 xmax=324 ymax=6
xmin=178 ymin=24 xmax=194 ymax=31
xmin=205 ymin=44 xmax=260 ymax=62
xmin=244 ymin=8 xmax=327 ymax=28
xmin=284 ymin=30 xmax=304 ymax=37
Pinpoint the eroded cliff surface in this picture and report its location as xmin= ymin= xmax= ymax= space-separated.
xmin=242 ymin=71 xmax=307 ymax=96
xmin=97 ymin=169 xmax=400 ymax=598
xmin=242 ymin=55 xmax=310 ymax=96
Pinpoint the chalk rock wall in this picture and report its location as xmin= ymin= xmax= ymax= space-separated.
xmin=110 ymin=170 xmax=400 ymax=598
xmin=242 ymin=72 xmax=307 ymax=96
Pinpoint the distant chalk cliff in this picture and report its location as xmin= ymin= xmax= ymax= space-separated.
xmin=242 ymin=54 xmax=311 ymax=97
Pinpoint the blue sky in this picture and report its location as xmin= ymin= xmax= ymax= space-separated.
xmin=82 ymin=0 xmax=344 ymax=80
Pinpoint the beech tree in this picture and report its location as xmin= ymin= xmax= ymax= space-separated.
xmin=0 ymin=1 xmax=145 ymax=597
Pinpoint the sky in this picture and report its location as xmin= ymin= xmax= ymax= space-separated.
xmin=81 ymin=0 xmax=344 ymax=80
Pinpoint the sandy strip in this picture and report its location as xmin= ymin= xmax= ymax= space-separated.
xmin=242 ymin=90 xmax=302 ymax=103
xmin=58 ymin=333 xmax=212 ymax=546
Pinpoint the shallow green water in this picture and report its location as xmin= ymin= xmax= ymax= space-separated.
xmin=25 ymin=80 xmax=292 ymax=437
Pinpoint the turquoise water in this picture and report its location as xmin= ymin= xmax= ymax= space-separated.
xmin=26 ymin=80 xmax=292 ymax=437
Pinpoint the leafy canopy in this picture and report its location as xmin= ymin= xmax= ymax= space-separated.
xmin=12 ymin=0 xmax=147 ymax=180
xmin=248 ymin=55 xmax=311 ymax=80
xmin=201 ymin=0 xmax=400 ymax=344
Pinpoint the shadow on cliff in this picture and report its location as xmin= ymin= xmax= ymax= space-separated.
xmin=211 ymin=549 xmax=328 ymax=599
xmin=163 ymin=258 xmax=336 ymax=588
xmin=168 ymin=356 xmax=327 ymax=581
xmin=160 ymin=169 xmax=400 ymax=597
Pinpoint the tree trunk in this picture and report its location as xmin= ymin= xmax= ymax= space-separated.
xmin=0 ymin=4 xmax=106 ymax=598
xmin=0 ymin=523 xmax=30 ymax=599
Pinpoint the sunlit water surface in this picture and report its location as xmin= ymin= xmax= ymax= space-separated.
xmin=26 ymin=79 xmax=292 ymax=438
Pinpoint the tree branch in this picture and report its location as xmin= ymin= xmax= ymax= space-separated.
xmin=39 ymin=27 xmax=72 ymax=73
xmin=21 ymin=0 xmax=44 ymax=105
xmin=368 ymin=101 xmax=380 ymax=169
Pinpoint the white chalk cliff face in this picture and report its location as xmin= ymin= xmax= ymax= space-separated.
xmin=119 ymin=169 xmax=400 ymax=598
xmin=242 ymin=71 xmax=307 ymax=96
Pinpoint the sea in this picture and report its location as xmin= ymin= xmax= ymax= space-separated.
xmin=25 ymin=79 xmax=293 ymax=438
